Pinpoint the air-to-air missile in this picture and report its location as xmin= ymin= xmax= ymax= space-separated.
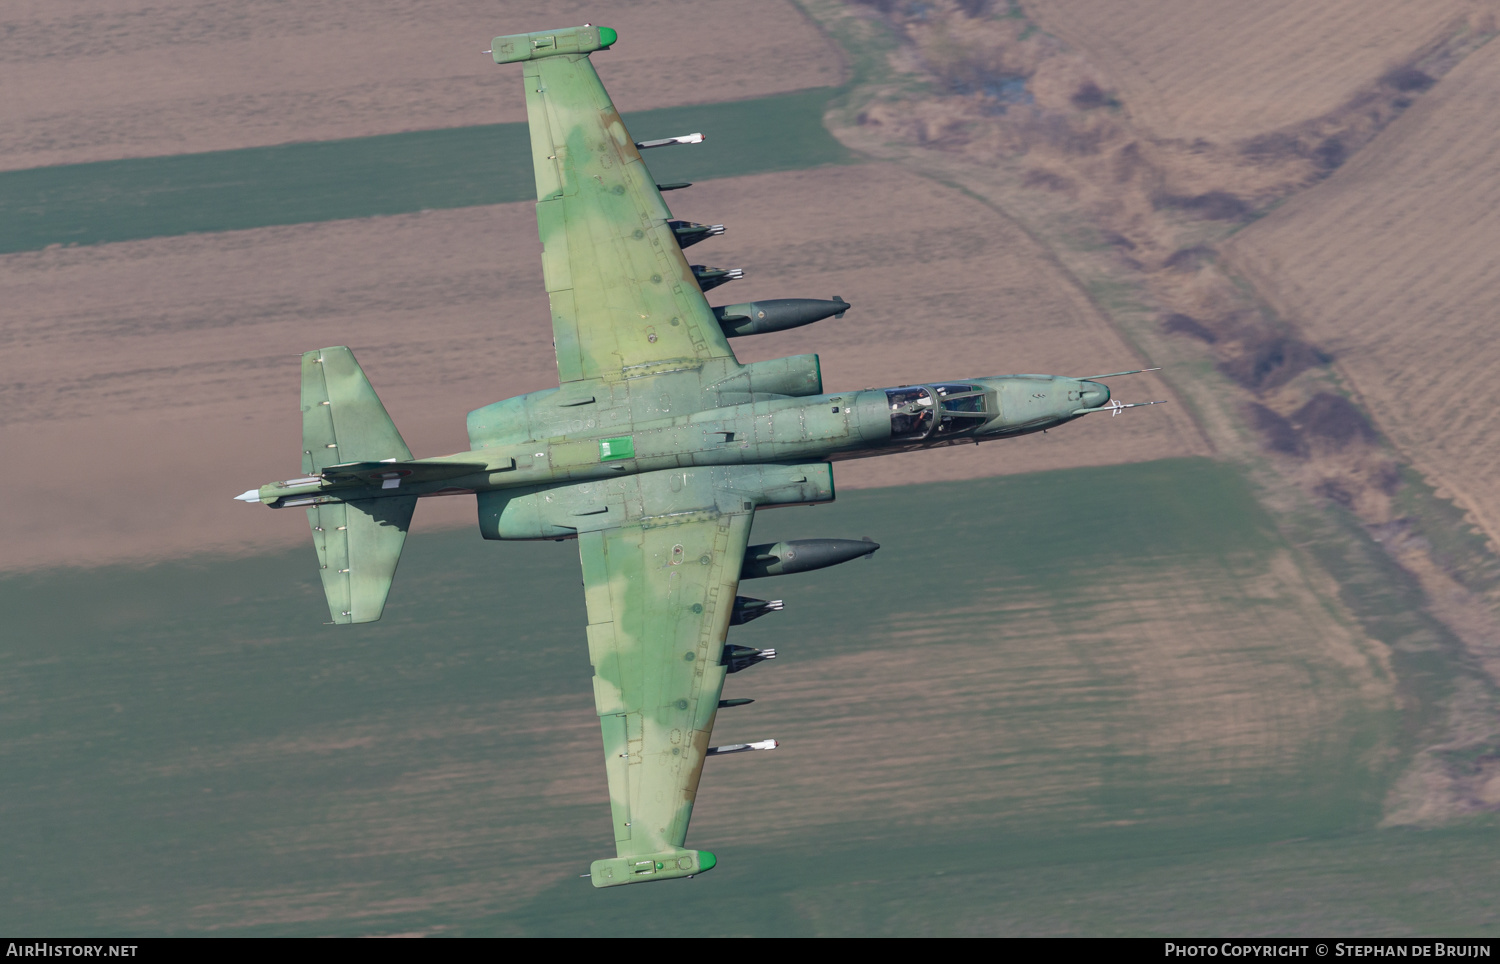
xmin=713 ymin=297 xmax=850 ymax=338
xmin=740 ymin=538 xmax=879 ymax=579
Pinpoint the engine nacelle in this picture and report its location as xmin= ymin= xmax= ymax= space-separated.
xmin=476 ymin=484 xmax=577 ymax=540
xmin=711 ymin=354 xmax=823 ymax=400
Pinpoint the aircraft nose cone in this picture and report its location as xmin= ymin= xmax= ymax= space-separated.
xmin=1079 ymin=380 xmax=1110 ymax=408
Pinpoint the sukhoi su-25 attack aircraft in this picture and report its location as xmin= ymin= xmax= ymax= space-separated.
xmin=234 ymin=24 xmax=1164 ymax=888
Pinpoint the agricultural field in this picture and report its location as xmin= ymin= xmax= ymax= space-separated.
xmin=5 ymin=0 xmax=1499 ymax=937
xmin=9 ymin=460 xmax=1477 ymax=937
xmin=0 ymin=162 xmax=1204 ymax=571
xmin=1225 ymin=40 xmax=1500 ymax=551
xmin=0 ymin=87 xmax=853 ymax=253
xmin=1025 ymin=0 xmax=1481 ymax=143
xmin=0 ymin=0 xmax=841 ymax=171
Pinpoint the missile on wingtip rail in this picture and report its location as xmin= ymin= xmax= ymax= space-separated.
xmin=718 ymin=698 xmax=755 ymax=708
xmin=713 ymin=297 xmax=850 ymax=338
xmin=740 ymin=538 xmax=879 ymax=579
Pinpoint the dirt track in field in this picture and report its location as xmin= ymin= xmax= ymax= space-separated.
xmin=0 ymin=0 xmax=842 ymax=172
xmin=1225 ymin=40 xmax=1500 ymax=553
xmin=1026 ymin=0 xmax=1483 ymax=144
xmin=0 ymin=163 xmax=1206 ymax=571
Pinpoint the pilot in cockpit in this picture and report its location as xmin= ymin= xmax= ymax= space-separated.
xmin=888 ymin=387 xmax=935 ymax=439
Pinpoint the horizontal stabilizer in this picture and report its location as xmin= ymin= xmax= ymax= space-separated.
xmin=302 ymin=347 xmax=411 ymax=476
xmin=308 ymin=496 xmax=416 ymax=624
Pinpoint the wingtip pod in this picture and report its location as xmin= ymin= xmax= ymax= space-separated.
xmin=491 ymin=25 xmax=616 ymax=64
xmin=589 ymin=849 xmax=715 ymax=888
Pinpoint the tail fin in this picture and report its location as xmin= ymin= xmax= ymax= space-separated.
xmin=301 ymin=347 xmax=411 ymax=473
xmin=300 ymin=347 xmax=414 ymax=624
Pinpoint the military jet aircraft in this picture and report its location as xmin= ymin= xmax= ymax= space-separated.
xmin=234 ymin=24 xmax=1163 ymax=888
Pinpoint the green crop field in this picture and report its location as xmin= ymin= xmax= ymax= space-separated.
xmin=0 ymin=87 xmax=853 ymax=254
xmin=6 ymin=457 xmax=1491 ymax=936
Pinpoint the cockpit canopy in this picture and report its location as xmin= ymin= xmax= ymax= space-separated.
xmin=887 ymin=384 xmax=989 ymax=441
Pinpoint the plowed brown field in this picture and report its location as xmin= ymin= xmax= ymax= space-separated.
xmin=1226 ymin=41 xmax=1500 ymax=550
xmin=0 ymin=163 xmax=1205 ymax=570
xmin=0 ymin=0 xmax=841 ymax=171
xmin=1026 ymin=0 xmax=1478 ymax=142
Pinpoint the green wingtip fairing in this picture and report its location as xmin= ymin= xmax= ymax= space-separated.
xmin=491 ymin=24 xmax=616 ymax=64
xmin=697 ymin=850 xmax=717 ymax=873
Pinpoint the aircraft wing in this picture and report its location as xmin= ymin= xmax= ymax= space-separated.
xmin=579 ymin=497 xmax=756 ymax=887
xmin=508 ymin=28 xmax=739 ymax=383
xmin=578 ymin=508 xmax=751 ymax=886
